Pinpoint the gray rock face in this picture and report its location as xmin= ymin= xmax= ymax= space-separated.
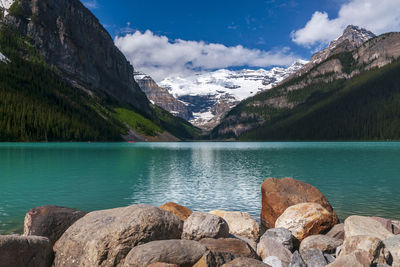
xmin=122 ymin=239 xmax=207 ymax=267
xmin=261 ymin=228 xmax=297 ymax=252
xmin=182 ymin=212 xmax=230 ymax=241
xmin=289 ymin=251 xmax=306 ymax=267
xmin=5 ymin=0 xmax=150 ymax=113
xmin=54 ymin=204 xmax=183 ymax=267
xmin=263 ymin=256 xmax=284 ymax=267
xmin=301 ymin=249 xmax=327 ymax=267
xmin=221 ymin=257 xmax=271 ymax=267
xmin=23 ymin=205 xmax=87 ymax=245
xmin=257 ymin=237 xmax=293 ymax=266
xmin=300 ymin=235 xmax=342 ymax=255
xmin=0 ymin=235 xmax=53 ymax=267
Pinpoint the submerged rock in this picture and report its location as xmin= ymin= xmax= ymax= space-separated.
xmin=54 ymin=204 xmax=183 ymax=267
xmin=182 ymin=212 xmax=230 ymax=241
xmin=275 ymin=203 xmax=337 ymax=241
xmin=260 ymin=177 xmax=338 ymax=228
xmin=160 ymin=202 xmax=192 ymax=221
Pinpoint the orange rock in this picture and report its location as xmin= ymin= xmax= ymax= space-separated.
xmin=260 ymin=177 xmax=338 ymax=228
xmin=160 ymin=202 xmax=192 ymax=221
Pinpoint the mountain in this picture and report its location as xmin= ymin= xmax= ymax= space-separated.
xmin=155 ymin=60 xmax=306 ymax=130
xmin=212 ymin=27 xmax=400 ymax=140
xmin=0 ymin=0 xmax=200 ymax=141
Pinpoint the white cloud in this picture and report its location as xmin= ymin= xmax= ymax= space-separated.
xmin=292 ymin=0 xmax=400 ymax=47
xmin=114 ymin=30 xmax=299 ymax=82
xmin=82 ymin=0 xmax=98 ymax=9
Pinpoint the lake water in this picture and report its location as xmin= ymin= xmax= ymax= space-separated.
xmin=1 ymin=142 xmax=400 ymax=234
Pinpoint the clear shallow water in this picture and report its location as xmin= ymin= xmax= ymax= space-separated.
xmin=1 ymin=142 xmax=400 ymax=234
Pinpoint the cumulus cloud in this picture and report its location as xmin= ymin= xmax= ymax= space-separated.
xmin=292 ymin=0 xmax=400 ymax=47
xmin=82 ymin=0 xmax=99 ymax=9
xmin=114 ymin=30 xmax=299 ymax=82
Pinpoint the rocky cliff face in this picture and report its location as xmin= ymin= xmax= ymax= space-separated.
xmin=134 ymin=72 xmax=193 ymax=121
xmin=2 ymin=0 xmax=150 ymax=114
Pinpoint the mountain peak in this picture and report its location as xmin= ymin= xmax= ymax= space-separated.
xmin=334 ymin=25 xmax=376 ymax=48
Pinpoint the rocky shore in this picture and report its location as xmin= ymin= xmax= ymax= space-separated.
xmin=1 ymin=177 xmax=399 ymax=267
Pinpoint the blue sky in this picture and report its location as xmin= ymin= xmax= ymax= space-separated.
xmin=83 ymin=0 xmax=400 ymax=81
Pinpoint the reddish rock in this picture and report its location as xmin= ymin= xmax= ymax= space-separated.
xmin=160 ymin=202 xmax=192 ymax=221
xmin=260 ymin=177 xmax=338 ymax=228
xmin=199 ymin=238 xmax=259 ymax=259
xmin=24 ymin=205 xmax=87 ymax=245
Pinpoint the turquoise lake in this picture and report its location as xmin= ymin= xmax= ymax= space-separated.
xmin=1 ymin=142 xmax=400 ymax=234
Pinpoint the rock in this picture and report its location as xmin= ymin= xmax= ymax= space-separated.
xmin=209 ymin=210 xmax=260 ymax=241
xmin=257 ymin=237 xmax=292 ymax=265
xmin=301 ymin=249 xmax=327 ymax=267
xmin=260 ymin=228 xmax=297 ymax=252
xmin=289 ymin=251 xmax=306 ymax=267
xmin=54 ymin=204 xmax=183 ymax=267
xmin=0 ymin=235 xmax=53 ymax=267
xmin=147 ymin=263 xmax=179 ymax=267
xmin=325 ymin=223 xmax=345 ymax=240
xmin=371 ymin=217 xmax=395 ymax=234
xmin=193 ymin=250 xmax=235 ymax=267
xmin=221 ymin=257 xmax=271 ymax=267
xmin=122 ymin=239 xmax=207 ymax=267
xmin=392 ymin=220 xmax=400 ymax=235
xmin=160 ymin=202 xmax=192 ymax=221
xmin=340 ymin=235 xmax=389 ymax=264
xmin=326 ymin=251 xmax=370 ymax=267
xmin=23 ymin=205 xmax=87 ymax=245
xmin=324 ymin=253 xmax=336 ymax=264
xmin=260 ymin=177 xmax=338 ymax=228
xmin=300 ymin=235 xmax=342 ymax=254
xmin=382 ymin=235 xmax=400 ymax=267
xmin=233 ymin=235 xmax=257 ymax=252
xmin=264 ymin=256 xmax=284 ymax=267
xmin=344 ymin=215 xmax=394 ymax=240
xmin=182 ymin=212 xmax=230 ymax=241
xmin=335 ymin=245 xmax=342 ymax=258
xmin=199 ymin=238 xmax=259 ymax=259
xmin=275 ymin=203 xmax=337 ymax=241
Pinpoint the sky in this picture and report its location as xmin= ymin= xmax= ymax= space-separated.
xmin=83 ymin=0 xmax=400 ymax=82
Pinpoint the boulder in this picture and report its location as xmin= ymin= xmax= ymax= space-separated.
xmin=233 ymin=235 xmax=257 ymax=251
xmin=326 ymin=251 xmax=370 ymax=267
xmin=275 ymin=203 xmax=337 ymax=241
xmin=371 ymin=217 xmax=394 ymax=234
xmin=160 ymin=202 xmax=192 ymax=221
xmin=289 ymin=251 xmax=306 ymax=267
xmin=263 ymin=256 xmax=284 ymax=267
xmin=392 ymin=220 xmax=400 ymax=235
xmin=340 ymin=235 xmax=389 ymax=264
xmin=54 ymin=204 xmax=183 ymax=267
xmin=344 ymin=216 xmax=394 ymax=240
xmin=23 ymin=205 xmax=87 ymax=245
xmin=193 ymin=250 xmax=235 ymax=267
xmin=182 ymin=212 xmax=230 ymax=241
xmin=324 ymin=253 xmax=336 ymax=264
xmin=300 ymin=249 xmax=327 ymax=267
xmin=199 ymin=238 xmax=259 ymax=259
xmin=325 ymin=223 xmax=345 ymax=240
xmin=0 ymin=235 xmax=53 ymax=267
xmin=382 ymin=235 xmax=400 ymax=267
xmin=209 ymin=210 xmax=260 ymax=241
xmin=260 ymin=177 xmax=338 ymax=228
xmin=257 ymin=237 xmax=292 ymax=265
xmin=147 ymin=263 xmax=179 ymax=267
xmin=122 ymin=240 xmax=207 ymax=267
xmin=260 ymin=228 xmax=297 ymax=252
xmin=221 ymin=257 xmax=271 ymax=267
xmin=300 ymin=235 xmax=342 ymax=254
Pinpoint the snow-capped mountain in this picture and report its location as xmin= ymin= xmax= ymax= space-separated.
xmin=159 ymin=60 xmax=307 ymax=129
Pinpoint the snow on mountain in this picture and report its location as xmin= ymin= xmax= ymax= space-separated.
xmin=0 ymin=0 xmax=14 ymax=16
xmin=0 ymin=52 xmax=9 ymax=63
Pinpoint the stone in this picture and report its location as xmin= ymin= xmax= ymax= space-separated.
xmin=392 ymin=220 xmax=400 ymax=235
xmin=335 ymin=245 xmax=342 ymax=258
xmin=54 ymin=204 xmax=183 ymax=267
xmin=344 ymin=215 xmax=394 ymax=240
xmin=233 ymin=235 xmax=257 ymax=252
xmin=147 ymin=263 xmax=179 ymax=267
xmin=289 ymin=251 xmax=306 ymax=267
xmin=326 ymin=251 xmax=371 ymax=267
xmin=300 ymin=235 xmax=342 ymax=254
xmin=221 ymin=257 xmax=271 ymax=267
xmin=210 ymin=210 xmax=260 ymax=241
xmin=23 ymin=205 xmax=87 ymax=245
xmin=382 ymin=235 xmax=400 ymax=267
xmin=260 ymin=228 xmax=297 ymax=252
xmin=0 ymin=235 xmax=53 ymax=267
xmin=199 ymin=238 xmax=259 ymax=259
xmin=122 ymin=239 xmax=207 ymax=267
xmin=275 ymin=203 xmax=337 ymax=241
xmin=371 ymin=217 xmax=395 ymax=234
xmin=301 ymin=249 xmax=327 ymax=267
xmin=324 ymin=253 xmax=336 ymax=264
xmin=325 ymin=223 xmax=345 ymax=240
xmin=160 ymin=202 xmax=192 ymax=221
xmin=260 ymin=177 xmax=338 ymax=228
xmin=264 ymin=256 xmax=284 ymax=267
xmin=341 ymin=235 xmax=389 ymax=264
xmin=257 ymin=237 xmax=293 ymax=265
xmin=193 ymin=250 xmax=235 ymax=267
xmin=182 ymin=212 xmax=230 ymax=241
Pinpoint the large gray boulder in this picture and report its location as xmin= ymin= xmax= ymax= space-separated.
xmin=257 ymin=237 xmax=293 ymax=266
xmin=122 ymin=239 xmax=206 ymax=267
xmin=300 ymin=235 xmax=342 ymax=255
xmin=260 ymin=228 xmax=298 ymax=252
xmin=54 ymin=204 xmax=183 ymax=267
xmin=182 ymin=212 xmax=230 ymax=241
xmin=344 ymin=216 xmax=394 ymax=240
xmin=24 ymin=205 xmax=87 ymax=245
xmin=382 ymin=235 xmax=400 ymax=267
xmin=0 ymin=235 xmax=53 ymax=267
xmin=289 ymin=251 xmax=306 ymax=267
xmin=300 ymin=249 xmax=327 ymax=267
